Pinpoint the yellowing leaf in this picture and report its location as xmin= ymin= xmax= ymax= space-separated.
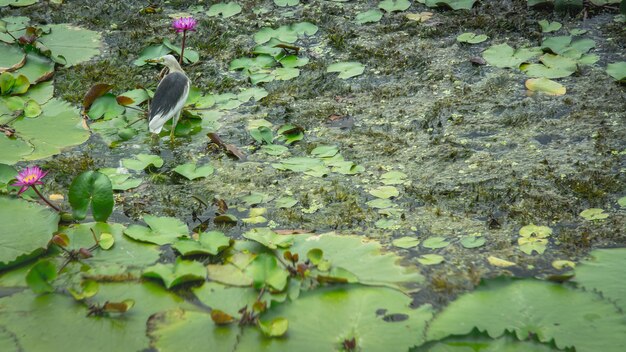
xmin=525 ymin=78 xmax=566 ymax=96
xmin=487 ymin=256 xmax=516 ymax=267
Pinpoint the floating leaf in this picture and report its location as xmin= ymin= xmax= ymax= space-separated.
xmin=423 ymin=0 xmax=477 ymax=10
xmin=243 ymin=227 xmax=294 ymax=249
xmin=237 ymin=286 xmax=434 ymax=351
xmin=618 ymin=196 xmax=626 ymax=208
xmin=422 ymin=236 xmax=450 ymax=249
xmin=13 ymin=52 xmax=55 ymax=83
xmin=133 ymin=44 xmax=170 ymax=66
xmin=246 ymin=253 xmax=289 ymax=290
xmin=520 ymin=54 xmax=577 ymax=78
xmin=327 ymin=61 xmax=365 ymax=79
xmin=381 ymin=171 xmax=408 ymax=185
xmin=369 ymin=185 xmax=399 ymax=199
xmin=38 ymin=23 xmax=102 ymax=67
xmin=258 ymin=317 xmax=289 ymax=337
xmin=606 ymin=61 xmax=626 ymax=81
xmin=405 ymin=12 xmax=434 ymax=22
xmin=121 ymin=154 xmax=163 ymax=171
xmin=275 ymin=196 xmax=298 ymax=208
xmin=418 ymin=254 xmax=444 ymax=265
xmin=427 ymin=278 xmax=626 ymax=352
xmin=456 ymin=32 xmax=488 ymax=44
xmin=519 ymin=224 xmax=552 ymax=238
xmin=206 ymin=2 xmax=242 ymax=18
xmin=311 ymin=145 xmax=339 ymax=158
xmin=518 ymin=236 xmax=548 ymax=255
xmin=87 ymin=93 xmax=125 ymax=120
xmin=26 ymin=259 xmax=57 ymax=294
xmin=355 ymin=9 xmax=383 ymax=24
xmin=579 ymin=208 xmax=608 ymax=221
xmin=98 ymin=168 xmax=142 ymax=191
xmin=173 ymin=163 xmax=214 ymax=180
xmin=538 ymin=20 xmax=562 ymax=33
xmin=68 ymin=171 xmax=114 ymax=222
xmin=0 ymin=42 xmax=26 ymax=72
xmin=366 ymin=198 xmax=395 ymax=208
xmin=482 ymin=44 xmax=541 ymax=68
xmin=487 ymin=256 xmax=516 ymax=267
xmin=143 ymin=258 xmax=206 ymax=289
xmin=552 ymin=260 xmax=576 ymax=270
xmin=173 ymin=231 xmax=230 ymax=256
xmin=460 ymin=234 xmax=485 ymax=248
xmin=573 ymin=248 xmax=626 ymax=310
xmin=379 ymin=0 xmax=411 ymax=12
xmin=525 ymin=77 xmax=566 ymax=96
xmin=98 ymin=233 xmax=115 ymax=250
xmin=124 ymin=215 xmax=189 ymax=245
xmin=274 ymin=0 xmax=299 ymax=6
xmin=392 ymin=236 xmax=420 ymax=249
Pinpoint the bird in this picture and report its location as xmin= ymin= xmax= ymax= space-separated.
xmin=146 ymin=54 xmax=190 ymax=140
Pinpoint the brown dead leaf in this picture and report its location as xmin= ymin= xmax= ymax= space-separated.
xmin=83 ymin=83 xmax=113 ymax=110
xmin=116 ymin=95 xmax=135 ymax=106
xmin=405 ymin=12 xmax=433 ymax=23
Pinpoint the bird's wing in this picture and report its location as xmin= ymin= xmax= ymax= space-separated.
xmin=149 ymin=72 xmax=190 ymax=133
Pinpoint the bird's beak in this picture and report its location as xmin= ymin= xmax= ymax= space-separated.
xmin=145 ymin=58 xmax=163 ymax=64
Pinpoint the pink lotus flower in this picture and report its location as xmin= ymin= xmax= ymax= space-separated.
xmin=172 ymin=17 xmax=197 ymax=33
xmin=12 ymin=166 xmax=48 ymax=195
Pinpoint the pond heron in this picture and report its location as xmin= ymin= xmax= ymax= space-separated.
xmin=147 ymin=54 xmax=190 ymax=140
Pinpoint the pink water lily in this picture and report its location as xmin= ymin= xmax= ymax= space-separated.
xmin=171 ymin=16 xmax=197 ymax=64
xmin=12 ymin=166 xmax=60 ymax=212
xmin=12 ymin=166 xmax=48 ymax=195
xmin=172 ymin=17 xmax=197 ymax=33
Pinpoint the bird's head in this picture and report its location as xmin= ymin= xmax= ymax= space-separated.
xmin=146 ymin=55 xmax=181 ymax=71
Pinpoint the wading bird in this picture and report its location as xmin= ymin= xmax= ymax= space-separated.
xmin=146 ymin=55 xmax=190 ymax=140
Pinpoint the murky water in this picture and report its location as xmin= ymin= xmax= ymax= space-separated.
xmin=6 ymin=0 xmax=625 ymax=303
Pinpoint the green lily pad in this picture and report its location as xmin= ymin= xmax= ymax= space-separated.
xmin=87 ymin=93 xmax=125 ymax=120
xmin=25 ymin=259 xmax=57 ymax=294
xmin=289 ymin=233 xmax=423 ymax=291
xmin=133 ymin=44 xmax=171 ymax=66
xmin=0 ymin=196 xmax=59 ymax=269
xmin=206 ymin=2 xmax=242 ymax=18
xmin=0 ymin=282 xmax=190 ymax=351
xmin=1 ymin=98 xmax=90 ymax=165
xmin=427 ymin=278 xmax=626 ymax=352
xmin=62 ymin=222 xmax=160 ymax=269
xmin=237 ymin=87 xmax=268 ymax=101
xmin=327 ymin=61 xmax=365 ymax=79
xmin=456 ymin=32 xmax=488 ymax=44
xmin=172 ymin=231 xmax=230 ymax=256
xmin=241 ymin=192 xmax=272 ymax=206
xmin=355 ymin=9 xmax=383 ymax=24
xmin=254 ymin=22 xmax=317 ymax=44
xmin=423 ymin=0 xmax=477 ymax=10
xmin=381 ymin=171 xmax=408 ymax=185
xmin=366 ymin=198 xmax=395 ymax=209
xmin=392 ymin=236 xmax=420 ymax=249
xmin=579 ymin=208 xmax=609 ymax=221
xmin=538 ymin=20 xmax=562 ymax=33
xmin=422 ymin=236 xmax=450 ymax=249
xmin=541 ymin=36 xmax=595 ymax=59
xmin=275 ymin=196 xmax=298 ymax=208
xmin=0 ymin=16 xmax=29 ymax=44
xmin=124 ymin=215 xmax=189 ymax=245
xmin=573 ymin=248 xmax=626 ymax=310
xmin=121 ymin=154 xmax=163 ymax=171
xmin=418 ymin=254 xmax=444 ymax=265
xmin=13 ymin=52 xmax=55 ymax=83
xmin=460 ymin=234 xmax=486 ymax=248
xmin=606 ymin=61 xmax=626 ymax=81
xmin=258 ymin=317 xmax=289 ymax=337
xmin=38 ymin=23 xmax=102 ymax=67
xmin=245 ymin=253 xmax=289 ymax=290
xmin=243 ymin=227 xmax=294 ymax=249
xmin=311 ymin=145 xmax=339 ymax=158
xmin=0 ymin=42 xmax=25 ymax=72
xmin=618 ymin=196 xmax=626 ymax=208
xmin=379 ymin=0 xmax=411 ymax=12
xmin=173 ymin=162 xmax=214 ymax=180
xmin=369 ymin=185 xmax=399 ymax=199
xmin=237 ymin=285 xmax=434 ymax=351
xmin=274 ymin=0 xmax=299 ymax=6
xmin=98 ymin=168 xmax=142 ymax=191
xmin=68 ymin=171 xmax=114 ymax=222
xmin=518 ymin=236 xmax=548 ymax=255
xmin=520 ymin=54 xmax=577 ymax=78
xmin=0 ymin=0 xmax=38 ymax=7
xmin=273 ymin=67 xmax=300 ymax=81
xmin=143 ymin=258 xmax=206 ymax=289
xmin=192 ymin=282 xmax=258 ymax=318
xmin=482 ymin=44 xmax=541 ymax=68
xmin=23 ymin=99 xmax=41 ymax=118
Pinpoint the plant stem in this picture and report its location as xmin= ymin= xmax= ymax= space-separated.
xmin=31 ymin=185 xmax=61 ymax=212
xmin=179 ymin=30 xmax=187 ymax=65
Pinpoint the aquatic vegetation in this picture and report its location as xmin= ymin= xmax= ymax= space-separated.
xmin=207 ymin=2 xmax=242 ymax=18
xmin=456 ymin=32 xmax=488 ymax=44
xmin=68 ymin=171 xmax=114 ymax=222
xmin=606 ymin=61 xmax=626 ymax=81
xmin=326 ymin=61 xmax=365 ymax=79
xmin=525 ymin=77 xmax=567 ymax=96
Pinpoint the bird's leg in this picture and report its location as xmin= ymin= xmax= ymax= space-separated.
xmin=169 ymin=111 xmax=181 ymax=143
